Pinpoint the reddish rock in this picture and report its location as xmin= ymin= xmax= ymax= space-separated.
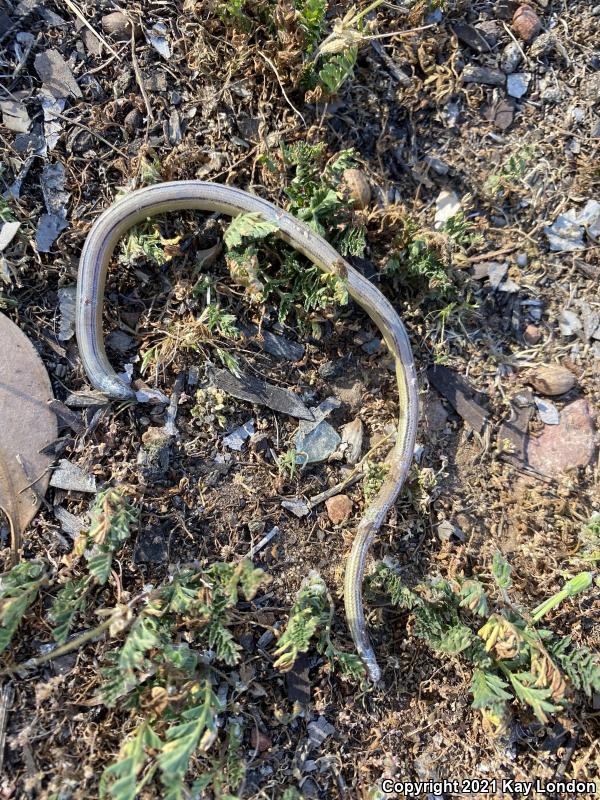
xmin=527 ymin=399 xmax=596 ymax=477
xmin=325 ymin=494 xmax=353 ymax=525
xmin=250 ymin=729 xmax=271 ymax=751
xmin=524 ymin=324 xmax=542 ymax=345
xmin=512 ymin=5 xmax=542 ymax=42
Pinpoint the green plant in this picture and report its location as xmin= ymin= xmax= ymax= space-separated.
xmin=311 ymin=1 xmax=385 ymax=95
xmin=363 ymin=460 xmax=388 ymax=502
xmin=369 ymin=556 xmax=599 ymax=732
xmin=0 ymin=194 xmax=14 ymax=223
xmin=578 ymin=514 xmax=600 ymax=562
xmin=273 ymin=572 xmax=365 ymax=681
xmin=296 ymin=0 xmax=328 ymax=52
xmin=217 ymin=0 xmax=248 ymax=28
xmin=484 ymin=148 xmax=533 ymax=197
xmin=385 ymin=213 xmax=480 ymax=298
xmin=141 ymin=300 xmax=240 ymax=379
xmin=99 ymin=559 xmax=266 ymax=799
xmin=278 ymin=447 xmax=301 ymax=479
xmin=122 ymin=223 xmax=172 ymax=266
xmin=138 ymin=156 xmax=162 ymax=186
xmin=0 ymin=560 xmax=46 ymax=652
xmin=50 ymin=489 xmax=137 ymax=643
xmin=222 ymin=145 xmax=358 ymax=323
xmin=318 ymin=46 xmax=358 ymax=93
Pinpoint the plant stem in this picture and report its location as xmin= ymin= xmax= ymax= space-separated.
xmin=353 ymin=0 xmax=385 ymax=27
xmin=531 ymin=572 xmax=593 ymax=623
xmin=2 ymin=611 xmax=128 ymax=676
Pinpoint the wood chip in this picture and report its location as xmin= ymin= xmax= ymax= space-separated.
xmin=427 ymin=365 xmax=489 ymax=435
xmin=34 ymin=49 xmax=82 ymax=99
xmin=212 ymin=368 xmax=314 ymax=420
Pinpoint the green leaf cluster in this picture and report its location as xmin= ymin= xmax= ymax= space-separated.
xmin=370 ymin=559 xmax=600 ymax=730
xmin=295 ymin=0 xmax=328 ymax=52
xmin=274 ymin=572 xmax=366 ymax=681
xmin=578 ymin=513 xmax=600 ymax=563
xmin=385 ymin=213 xmax=480 ymax=299
xmin=0 ymin=560 xmax=45 ymax=652
xmin=223 ymin=145 xmax=361 ymax=324
xmin=318 ymin=46 xmax=357 ymax=94
xmin=48 ymin=490 xmax=137 ymax=643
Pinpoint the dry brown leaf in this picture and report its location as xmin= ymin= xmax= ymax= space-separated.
xmin=0 ymin=313 xmax=57 ymax=561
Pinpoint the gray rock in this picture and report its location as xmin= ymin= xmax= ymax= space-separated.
xmin=424 ymin=156 xmax=450 ymax=175
xmin=295 ymin=397 xmax=341 ymax=464
xmin=507 ymin=72 xmax=530 ymax=99
xmin=463 ymin=65 xmax=505 ymax=86
xmin=500 ymin=41 xmax=523 ymax=74
xmin=295 ymin=421 xmax=340 ymax=464
xmin=534 ymin=397 xmax=560 ymax=426
xmin=307 ymin=717 xmax=336 ymax=749
xmin=0 ymin=221 xmax=20 ymax=252
xmin=558 ymin=309 xmax=583 ymax=337
xmin=545 ymin=211 xmax=585 ymax=252
xmin=223 ymin=419 xmax=255 ymax=451
xmin=487 ymin=262 xmax=508 ymax=288
xmin=57 ymin=286 xmax=77 ymax=341
xmin=0 ymin=100 xmax=30 ymax=133
xmin=36 ymin=214 xmax=68 ymax=252
xmin=361 ymin=337 xmax=381 ymax=355
xmin=53 ymin=506 xmax=86 ymax=537
xmin=340 ymin=418 xmax=363 ymax=465
xmin=145 ymin=22 xmax=171 ymax=59
xmin=281 ymin=498 xmax=310 ymax=518
xmin=50 ymin=460 xmax=97 ymax=493
xmin=34 ymin=49 xmax=82 ymax=99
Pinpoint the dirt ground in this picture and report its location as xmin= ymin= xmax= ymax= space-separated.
xmin=0 ymin=0 xmax=599 ymax=798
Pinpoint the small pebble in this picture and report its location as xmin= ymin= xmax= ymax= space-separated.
xmin=250 ymin=729 xmax=272 ymax=752
xmin=101 ymin=11 xmax=133 ymax=40
xmin=512 ymin=4 xmax=542 ymax=42
xmin=341 ymin=168 xmax=371 ymax=210
xmin=500 ymin=41 xmax=523 ymax=74
xmin=524 ymin=324 xmax=542 ymax=345
xmin=507 ymin=72 xmax=530 ymax=99
xmin=325 ymin=494 xmax=353 ymax=525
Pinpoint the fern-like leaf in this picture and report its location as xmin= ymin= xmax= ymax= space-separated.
xmin=50 ymin=577 xmax=88 ymax=643
xmin=546 ymin=636 xmax=600 ymax=698
xmin=0 ymin=560 xmax=45 ymax=652
xmin=223 ymin=213 xmax=278 ymax=249
xmin=318 ymin=46 xmax=357 ymax=94
xmin=491 ymin=551 xmax=512 ymax=591
xmin=459 ymin=580 xmax=489 ymax=617
xmin=470 ymin=668 xmax=512 ymax=712
xmin=158 ymin=681 xmax=221 ymax=800
xmin=507 ymin=671 xmax=561 ymax=723
xmin=273 ymin=574 xmax=329 ymax=671
xmin=100 ymin=721 xmax=161 ymax=800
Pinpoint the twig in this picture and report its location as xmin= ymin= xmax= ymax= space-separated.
xmin=53 ymin=113 xmax=129 ymax=158
xmin=465 ymin=244 xmax=520 ymax=263
xmin=129 ymin=24 xmax=154 ymax=127
xmin=258 ymin=52 xmax=306 ymax=126
xmin=308 ymin=431 xmax=393 ymax=509
xmin=0 ymin=683 xmax=13 ymax=776
xmin=245 ymin=526 xmax=280 ymax=559
xmin=61 ymin=0 xmax=120 ymax=60
xmin=1 ymin=616 xmax=117 ymax=677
